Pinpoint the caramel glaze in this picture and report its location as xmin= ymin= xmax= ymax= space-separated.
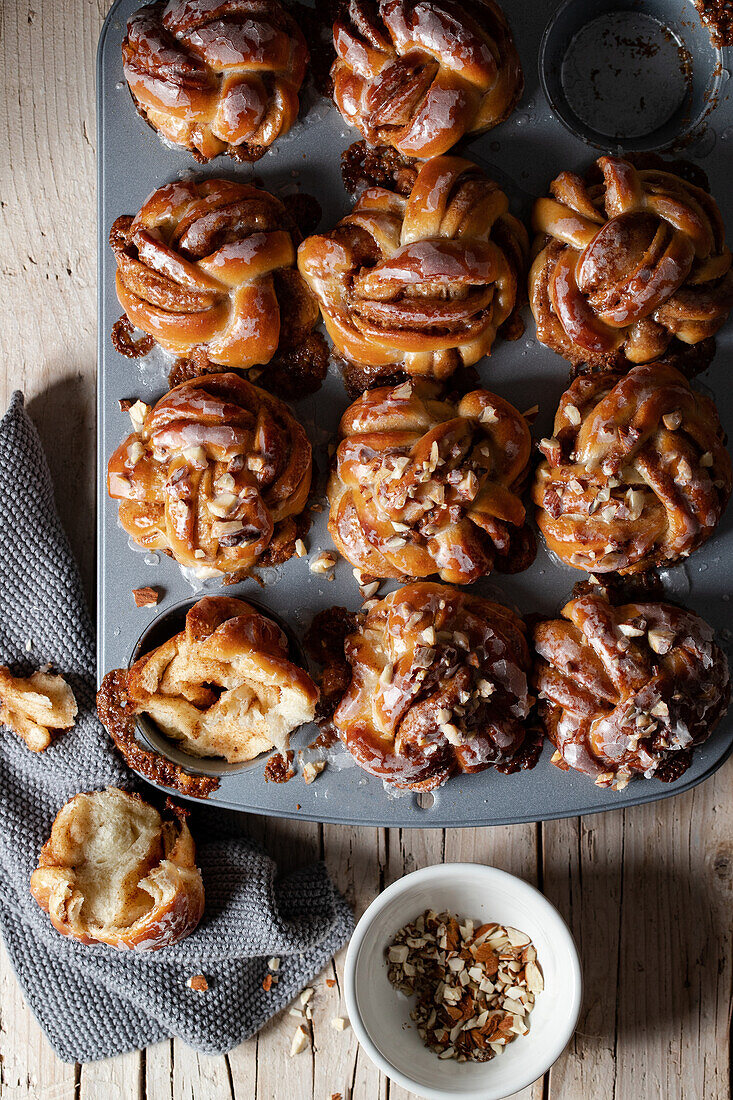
xmin=328 ymin=378 xmax=535 ymax=583
xmin=312 ymin=582 xmax=537 ymax=791
xmin=97 ymin=669 xmax=219 ymax=798
xmin=107 ymin=372 xmax=312 ymax=576
xmin=533 ymin=586 xmax=730 ymax=789
xmin=263 ymin=750 xmax=295 ymax=782
xmin=298 ymin=153 xmax=528 ymax=386
xmin=122 ymin=0 xmax=308 ymax=161
xmin=533 ymin=362 xmax=732 ymax=575
xmin=168 ymin=329 xmax=330 ymax=402
xmin=530 ymin=153 xmax=733 ymax=373
xmin=331 ymin=0 xmax=523 ymax=158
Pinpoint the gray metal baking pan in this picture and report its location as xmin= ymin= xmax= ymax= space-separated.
xmin=97 ymin=0 xmax=733 ymax=826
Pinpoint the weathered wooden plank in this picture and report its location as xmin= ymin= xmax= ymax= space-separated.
xmin=313 ymin=825 xmax=387 ymax=1100
xmin=79 ymin=1050 xmax=142 ymax=1098
xmin=542 ymin=811 xmax=622 ymax=1100
xmin=0 ymin=945 xmax=77 ymax=1100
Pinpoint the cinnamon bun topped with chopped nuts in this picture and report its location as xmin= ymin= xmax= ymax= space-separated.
xmin=328 ymin=379 xmax=535 ymax=583
xmin=323 ymin=582 xmax=538 ymax=790
xmin=532 ymin=363 xmax=731 ymax=574
xmin=533 ymin=585 xmax=730 ymax=789
xmin=107 ymin=372 xmax=311 ymax=577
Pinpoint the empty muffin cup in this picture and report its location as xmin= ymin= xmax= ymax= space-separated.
xmin=128 ymin=595 xmax=311 ymax=777
xmin=540 ymin=0 xmax=723 ymax=152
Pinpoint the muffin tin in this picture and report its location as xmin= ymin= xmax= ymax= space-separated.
xmin=97 ymin=0 xmax=733 ymax=826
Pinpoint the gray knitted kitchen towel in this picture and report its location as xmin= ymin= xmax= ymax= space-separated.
xmin=0 ymin=392 xmax=354 ymax=1063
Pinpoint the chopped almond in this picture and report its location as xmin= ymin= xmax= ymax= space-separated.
xmin=188 ymin=974 xmax=209 ymax=992
xmin=132 ymin=586 xmax=159 ymax=607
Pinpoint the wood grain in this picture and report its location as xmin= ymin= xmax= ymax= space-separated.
xmin=0 ymin=2 xmax=732 ymax=1099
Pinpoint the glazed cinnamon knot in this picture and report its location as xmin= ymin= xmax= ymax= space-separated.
xmin=122 ymin=0 xmax=308 ymax=161
xmin=107 ymin=372 xmax=312 ymax=576
xmin=533 ymin=588 xmax=730 ymax=789
xmin=331 ymin=582 xmax=534 ymax=790
xmin=110 ymin=178 xmax=318 ymax=371
xmin=533 ymin=363 xmax=731 ymax=574
xmin=530 ymin=155 xmax=733 ymax=372
xmin=328 ymin=379 xmax=535 ymax=583
xmin=331 ymin=0 xmax=523 ymax=157
xmin=298 ymin=155 xmax=527 ymax=385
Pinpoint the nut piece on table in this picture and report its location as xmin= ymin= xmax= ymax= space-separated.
xmin=532 ymin=363 xmax=731 ymax=574
xmin=298 ymin=155 xmax=527 ymax=389
xmin=532 ymin=586 xmax=730 ymax=789
xmin=290 ymin=1023 xmax=310 ymax=1056
xmin=331 ymin=0 xmax=523 ymax=158
xmin=127 ymin=596 xmax=318 ymax=763
xmin=328 ymin=379 xmax=535 ymax=583
xmin=122 ymin=0 xmax=308 ymax=162
xmin=107 ymin=373 xmax=312 ymax=578
xmin=30 ymin=787 xmax=204 ymax=950
xmin=529 ymin=153 xmax=733 ymax=374
xmin=0 ymin=666 xmax=77 ymax=752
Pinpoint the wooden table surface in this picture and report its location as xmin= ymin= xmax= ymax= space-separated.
xmin=1 ymin=2 xmax=732 ymax=1098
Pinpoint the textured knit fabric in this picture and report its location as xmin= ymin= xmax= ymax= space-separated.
xmin=0 ymin=392 xmax=354 ymax=1063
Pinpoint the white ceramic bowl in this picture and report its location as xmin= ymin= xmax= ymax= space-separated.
xmin=344 ymin=863 xmax=582 ymax=1100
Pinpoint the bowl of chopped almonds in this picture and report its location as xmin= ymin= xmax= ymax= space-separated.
xmin=344 ymin=863 xmax=581 ymax=1100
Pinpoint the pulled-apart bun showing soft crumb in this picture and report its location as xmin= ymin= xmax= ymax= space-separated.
xmin=127 ymin=596 xmax=319 ymax=762
xmin=30 ymin=788 xmax=204 ymax=950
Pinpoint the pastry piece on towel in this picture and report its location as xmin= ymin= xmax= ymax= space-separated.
xmin=122 ymin=0 xmax=308 ymax=162
xmin=298 ymin=153 xmax=527 ymax=388
xmin=30 ymin=787 xmax=204 ymax=950
xmin=529 ymin=153 xmax=733 ymax=374
xmin=331 ymin=0 xmax=523 ymax=158
xmin=107 ymin=372 xmax=312 ymax=578
xmin=532 ymin=362 xmax=732 ymax=574
xmin=327 ymin=378 xmax=535 ymax=582
xmin=532 ymin=584 xmax=730 ymax=790
xmin=127 ymin=596 xmax=318 ymax=761
xmin=0 ymin=667 xmax=77 ymax=752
